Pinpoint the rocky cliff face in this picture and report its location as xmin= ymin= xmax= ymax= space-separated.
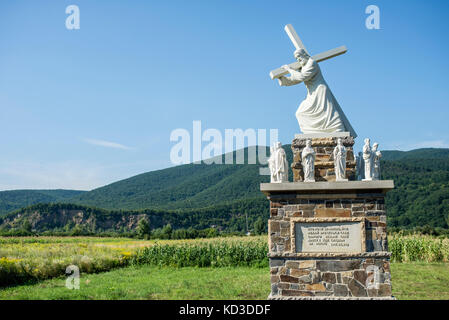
xmin=1 ymin=208 xmax=149 ymax=232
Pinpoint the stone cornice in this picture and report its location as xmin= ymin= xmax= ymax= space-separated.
xmin=260 ymin=180 xmax=394 ymax=195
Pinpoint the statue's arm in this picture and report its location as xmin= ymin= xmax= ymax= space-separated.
xmin=288 ymin=62 xmax=317 ymax=82
xmin=278 ymin=75 xmax=301 ymax=86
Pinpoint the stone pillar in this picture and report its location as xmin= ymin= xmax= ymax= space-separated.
xmin=261 ymin=181 xmax=395 ymax=300
xmin=291 ymin=133 xmax=356 ymax=182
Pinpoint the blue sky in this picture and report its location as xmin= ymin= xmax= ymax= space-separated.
xmin=1 ymin=0 xmax=448 ymax=190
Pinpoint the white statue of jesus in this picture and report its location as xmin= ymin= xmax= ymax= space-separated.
xmin=278 ymin=49 xmax=357 ymax=137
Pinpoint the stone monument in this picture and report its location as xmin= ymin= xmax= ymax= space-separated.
xmin=261 ymin=24 xmax=395 ymax=299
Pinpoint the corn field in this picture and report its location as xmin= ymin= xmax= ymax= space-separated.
xmin=130 ymin=240 xmax=268 ymax=268
xmin=0 ymin=235 xmax=448 ymax=287
xmin=0 ymin=236 xmax=267 ymax=286
xmin=389 ymin=235 xmax=449 ymax=263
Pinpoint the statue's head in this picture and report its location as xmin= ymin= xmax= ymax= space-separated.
xmin=372 ymin=143 xmax=379 ymax=151
xmin=294 ymin=48 xmax=310 ymax=66
xmin=276 ymin=141 xmax=282 ymax=149
xmin=364 ymin=138 xmax=370 ymax=145
xmin=306 ymin=139 xmax=312 ymax=147
xmin=337 ymin=138 xmax=342 ymax=145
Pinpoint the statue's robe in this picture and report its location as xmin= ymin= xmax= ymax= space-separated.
xmin=333 ymin=144 xmax=347 ymax=180
xmin=372 ymin=150 xmax=382 ymax=180
xmin=301 ymin=146 xmax=315 ymax=181
xmin=275 ymin=148 xmax=288 ymax=182
xmin=363 ymin=144 xmax=372 ymax=179
xmin=279 ymin=58 xmax=357 ymax=138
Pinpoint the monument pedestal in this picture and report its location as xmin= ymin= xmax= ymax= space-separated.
xmin=261 ymin=181 xmax=395 ymax=300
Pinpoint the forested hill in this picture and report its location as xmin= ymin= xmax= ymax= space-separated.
xmin=0 ymin=147 xmax=448 ymax=231
xmin=43 ymin=147 xmax=449 ymax=213
xmin=381 ymin=148 xmax=449 ymax=161
xmin=66 ymin=146 xmax=281 ymax=212
xmin=0 ymin=190 xmax=85 ymax=216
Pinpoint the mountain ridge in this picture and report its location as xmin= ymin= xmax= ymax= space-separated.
xmin=0 ymin=147 xmax=448 ymax=231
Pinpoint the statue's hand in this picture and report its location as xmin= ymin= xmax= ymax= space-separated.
xmin=277 ymin=77 xmax=285 ymax=86
xmin=282 ymin=65 xmax=291 ymax=72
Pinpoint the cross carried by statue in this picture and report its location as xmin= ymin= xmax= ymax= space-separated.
xmin=269 ymin=24 xmax=347 ymax=79
xmin=269 ymin=24 xmax=356 ymax=137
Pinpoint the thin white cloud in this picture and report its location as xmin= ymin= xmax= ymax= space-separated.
xmin=85 ymin=138 xmax=132 ymax=150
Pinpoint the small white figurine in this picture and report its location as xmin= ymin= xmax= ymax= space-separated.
xmin=371 ymin=143 xmax=382 ymax=180
xmin=362 ymin=138 xmax=372 ymax=181
xmin=301 ymin=139 xmax=316 ymax=182
xmin=333 ymin=138 xmax=348 ymax=181
xmin=268 ymin=142 xmax=289 ymax=183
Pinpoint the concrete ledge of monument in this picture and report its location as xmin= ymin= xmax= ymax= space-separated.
xmin=267 ymin=294 xmax=397 ymax=300
xmin=260 ymin=180 xmax=395 ymax=194
xmin=267 ymin=251 xmax=391 ymax=258
xmin=293 ymin=132 xmax=352 ymax=139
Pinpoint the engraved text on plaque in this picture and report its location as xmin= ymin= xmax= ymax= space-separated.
xmin=295 ymin=222 xmax=362 ymax=253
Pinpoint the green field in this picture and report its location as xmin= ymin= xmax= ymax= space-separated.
xmin=0 ymin=263 xmax=448 ymax=300
xmin=1 ymin=236 xmax=448 ymax=300
xmin=0 ymin=236 xmax=268 ymax=286
xmin=390 ymin=262 xmax=449 ymax=299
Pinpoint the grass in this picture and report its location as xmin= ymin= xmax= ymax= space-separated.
xmin=0 ymin=236 xmax=268 ymax=286
xmin=0 ymin=266 xmax=269 ymax=300
xmin=1 ymin=235 xmax=449 ymax=299
xmin=0 ymin=262 xmax=448 ymax=300
xmin=390 ymin=262 xmax=449 ymax=300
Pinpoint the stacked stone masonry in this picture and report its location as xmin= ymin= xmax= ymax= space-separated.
xmin=291 ymin=136 xmax=356 ymax=182
xmin=267 ymin=190 xmax=393 ymax=299
xmin=269 ymin=257 xmax=391 ymax=298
